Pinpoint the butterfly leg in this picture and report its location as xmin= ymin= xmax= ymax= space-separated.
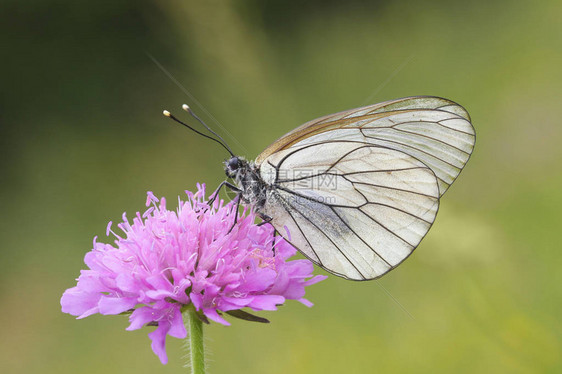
xmin=208 ymin=180 xmax=241 ymax=208
xmin=257 ymin=213 xmax=279 ymax=256
xmin=272 ymin=227 xmax=279 ymax=256
xmin=227 ymin=194 xmax=242 ymax=233
xmin=257 ymin=213 xmax=273 ymax=226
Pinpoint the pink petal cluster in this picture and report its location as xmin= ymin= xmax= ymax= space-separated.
xmin=61 ymin=185 xmax=326 ymax=364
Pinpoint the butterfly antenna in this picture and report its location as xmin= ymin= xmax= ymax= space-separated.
xmin=163 ymin=110 xmax=235 ymax=156
xmin=182 ymin=104 xmax=235 ymax=157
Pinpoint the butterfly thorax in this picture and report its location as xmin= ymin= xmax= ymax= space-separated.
xmin=224 ymin=156 xmax=268 ymax=210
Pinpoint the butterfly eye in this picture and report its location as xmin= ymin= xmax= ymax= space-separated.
xmin=228 ymin=157 xmax=240 ymax=170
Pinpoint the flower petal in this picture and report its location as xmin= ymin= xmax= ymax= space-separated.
xmin=167 ymin=307 xmax=187 ymax=339
xmin=127 ymin=306 xmax=158 ymax=331
xmin=248 ymin=295 xmax=285 ymax=311
xmin=203 ymin=309 xmax=230 ymax=326
xmin=148 ymin=321 xmax=170 ymax=364
xmin=98 ymin=296 xmax=138 ymax=315
xmin=61 ymin=288 xmax=100 ymax=318
xmin=298 ymin=298 xmax=314 ymax=307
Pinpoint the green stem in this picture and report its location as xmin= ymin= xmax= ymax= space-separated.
xmin=185 ymin=307 xmax=205 ymax=374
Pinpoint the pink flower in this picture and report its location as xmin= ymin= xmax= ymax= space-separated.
xmin=61 ymin=185 xmax=326 ymax=364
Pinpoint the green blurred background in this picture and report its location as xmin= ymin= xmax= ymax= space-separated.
xmin=2 ymin=0 xmax=561 ymax=373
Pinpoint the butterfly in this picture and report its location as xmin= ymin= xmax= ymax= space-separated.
xmin=164 ymin=96 xmax=475 ymax=280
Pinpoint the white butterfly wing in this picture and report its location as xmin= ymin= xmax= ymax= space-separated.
xmin=259 ymin=142 xmax=440 ymax=280
xmin=257 ymin=96 xmax=475 ymax=196
xmin=255 ymin=96 xmax=474 ymax=279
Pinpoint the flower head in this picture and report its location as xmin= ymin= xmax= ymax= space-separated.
xmin=61 ymin=184 xmax=326 ymax=364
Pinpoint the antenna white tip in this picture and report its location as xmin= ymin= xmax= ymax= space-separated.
xmin=163 ymin=110 xmax=171 ymax=117
xmin=182 ymin=104 xmax=191 ymax=112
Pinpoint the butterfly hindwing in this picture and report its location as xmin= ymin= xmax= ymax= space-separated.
xmin=259 ymin=142 xmax=440 ymax=280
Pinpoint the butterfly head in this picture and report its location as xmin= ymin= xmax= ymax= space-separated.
xmin=224 ymin=156 xmax=247 ymax=178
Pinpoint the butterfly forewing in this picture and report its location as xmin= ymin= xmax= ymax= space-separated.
xmin=257 ymin=96 xmax=475 ymax=196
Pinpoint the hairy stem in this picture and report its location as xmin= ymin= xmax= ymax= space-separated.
xmin=185 ymin=307 xmax=205 ymax=374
